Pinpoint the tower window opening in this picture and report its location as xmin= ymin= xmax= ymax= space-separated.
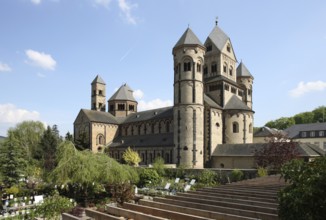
xmin=227 ymin=44 xmax=231 ymax=52
xmin=129 ymin=105 xmax=134 ymax=111
xmin=248 ymin=89 xmax=252 ymax=96
xmin=206 ymin=44 xmax=212 ymax=52
xmin=225 ymin=84 xmax=229 ymax=91
xmin=238 ymin=90 xmax=243 ymax=96
xmin=249 ymin=123 xmax=253 ymax=133
xmin=92 ymin=90 xmax=96 ymax=96
xmin=203 ymin=66 xmax=208 ymax=75
xmin=118 ymin=104 xmax=125 ymax=110
xmin=93 ymin=103 xmax=96 ymax=109
xmin=231 ymin=87 xmax=236 ymax=94
xmin=232 ymin=122 xmax=239 ymax=133
xmin=211 ymin=63 xmax=217 ymax=73
xmin=99 ymin=90 xmax=103 ymax=96
xmin=197 ymin=63 xmax=201 ymax=72
xmin=184 ymin=62 xmax=191 ymax=71
xmin=223 ymin=63 xmax=227 ymax=73
xmin=109 ymin=104 xmax=114 ymax=111
xmin=229 ymin=66 xmax=233 ymax=76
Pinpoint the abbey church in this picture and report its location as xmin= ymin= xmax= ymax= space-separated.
xmin=74 ymin=23 xmax=254 ymax=168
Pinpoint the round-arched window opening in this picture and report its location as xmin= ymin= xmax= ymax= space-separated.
xmin=216 ymin=122 xmax=220 ymax=127
xmin=183 ymin=146 xmax=188 ymax=151
xmin=97 ymin=146 xmax=103 ymax=152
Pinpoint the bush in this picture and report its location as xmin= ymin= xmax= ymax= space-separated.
xmin=153 ymin=157 xmax=165 ymax=177
xmin=5 ymin=185 xmax=20 ymax=196
xmin=109 ymin=182 xmax=134 ymax=206
xmin=257 ymin=167 xmax=268 ymax=177
xmin=138 ymin=169 xmax=160 ymax=187
xmin=34 ymin=193 xmax=74 ymax=220
xmin=198 ymin=169 xmax=217 ymax=186
xmin=230 ymin=169 xmax=244 ymax=182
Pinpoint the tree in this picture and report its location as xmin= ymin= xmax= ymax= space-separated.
xmin=278 ymin=157 xmax=326 ymax=219
xmin=74 ymin=132 xmax=89 ymax=150
xmin=50 ymin=141 xmax=139 ymax=206
xmin=254 ymin=132 xmax=299 ymax=172
xmin=39 ymin=125 xmax=62 ymax=173
xmin=265 ymin=117 xmax=295 ymax=130
xmin=0 ymin=132 xmax=28 ymax=186
xmin=122 ymin=147 xmax=141 ymax=166
xmin=153 ymin=156 xmax=165 ymax=176
xmin=65 ymin=131 xmax=73 ymax=142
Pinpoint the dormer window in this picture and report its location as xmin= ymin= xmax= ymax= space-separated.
xmin=227 ymin=43 xmax=231 ymax=52
xmin=301 ymin=131 xmax=307 ymax=138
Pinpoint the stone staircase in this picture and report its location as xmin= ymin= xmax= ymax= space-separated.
xmin=63 ymin=175 xmax=285 ymax=220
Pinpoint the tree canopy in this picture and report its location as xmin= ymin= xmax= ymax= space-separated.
xmin=279 ymin=157 xmax=326 ymax=219
xmin=265 ymin=106 xmax=326 ymax=130
xmin=122 ymin=147 xmax=141 ymax=166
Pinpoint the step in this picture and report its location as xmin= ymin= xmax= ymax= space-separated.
xmin=139 ymin=199 xmax=259 ymax=220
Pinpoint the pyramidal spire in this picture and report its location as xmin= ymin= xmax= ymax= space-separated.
xmin=237 ymin=61 xmax=253 ymax=78
xmin=91 ymin=75 xmax=106 ymax=85
xmin=174 ymin=28 xmax=203 ymax=48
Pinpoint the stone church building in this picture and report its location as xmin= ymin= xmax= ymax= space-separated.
xmin=74 ymin=23 xmax=254 ymax=168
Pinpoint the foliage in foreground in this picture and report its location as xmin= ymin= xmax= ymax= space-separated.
xmin=278 ymin=157 xmax=326 ymax=220
xmin=34 ymin=193 xmax=74 ymax=220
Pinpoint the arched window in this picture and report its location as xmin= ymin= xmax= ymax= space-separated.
xmin=203 ymin=65 xmax=208 ymax=75
xmin=151 ymin=123 xmax=155 ymax=134
xmin=196 ymin=62 xmax=201 ymax=72
xmin=227 ymin=43 xmax=231 ymax=52
xmin=229 ymin=66 xmax=233 ymax=76
xmin=211 ymin=63 xmax=217 ymax=73
xmin=166 ymin=122 xmax=170 ymax=133
xmin=232 ymin=122 xmax=239 ymax=133
xmin=183 ymin=60 xmax=191 ymax=71
xmin=165 ymin=153 xmax=170 ymax=163
xmin=97 ymin=134 xmax=105 ymax=145
xmin=223 ymin=63 xmax=227 ymax=73
xmin=206 ymin=44 xmax=212 ymax=52
xmin=138 ymin=125 xmax=141 ymax=135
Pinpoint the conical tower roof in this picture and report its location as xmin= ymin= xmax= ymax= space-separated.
xmin=109 ymin=84 xmax=136 ymax=102
xmin=237 ymin=62 xmax=253 ymax=78
xmin=174 ymin=28 xmax=204 ymax=48
xmin=91 ymin=75 xmax=106 ymax=85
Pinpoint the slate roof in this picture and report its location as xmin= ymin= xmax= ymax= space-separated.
xmin=253 ymin=126 xmax=282 ymax=137
xmin=285 ymin=122 xmax=326 ymax=139
xmin=123 ymin=107 xmax=173 ymax=124
xmin=109 ymin=84 xmax=136 ymax=102
xmin=174 ymin=28 xmax=204 ymax=48
xmin=237 ymin=62 xmax=253 ymax=79
xmin=207 ymin=25 xmax=229 ymax=51
xmin=77 ymin=109 xmax=123 ymax=124
xmin=204 ymin=75 xmax=239 ymax=87
xmin=108 ymin=133 xmax=174 ymax=148
xmin=91 ymin=75 xmax=106 ymax=85
xmin=224 ymin=95 xmax=252 ymax=111
xmin=212 ymin=142 xmax=325 ymax=157
xmin=204 ymin=94 xmax=222 ymax=109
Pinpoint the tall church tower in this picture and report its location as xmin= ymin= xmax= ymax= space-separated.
xmin=91 ymin=75 xmax=106 ymax=112
xmin=173 ymin=28 xmax=206 ymax=168
xmin=237 ymin=61 xmax=254 ymax=109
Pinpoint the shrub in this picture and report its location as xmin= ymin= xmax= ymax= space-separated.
xmin=198 ymin=169 xmax=217 ymax=186
xmin=34 ymin=193 xmax=74 ymax=220
xmin=230 ymin=169 xmax=244 ymax=182
xmin=122 ymin=147 xmax=141 ymax=167
xmin=5 ymin=185 xmax=20 ymax=196
xmin=153 ymin=157 xmax=165 ymax=177
xmin=138 ymin=169 xmax=160 ymax=187
xmin=109 ymin=182 xmax=134 ymax=206
xmin=257 ymin=167 xmax=268 ymax=177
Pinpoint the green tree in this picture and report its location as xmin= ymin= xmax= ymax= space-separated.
xmin=65 ymin=131 xmax=73 ymax=141
xmin=7 ymin=121 xmax=45 ymax=159
xmin=74 ymin=132 xmax=89 ymax=150
xmin=0 ymin=132 xmax=28 ymax=186
xmin=39 ymin=125 xmax=62 ymax=173
xmin=265 ymin=117 xmax=295 ymax=130
xmin=50 ymin=141 xmax=138 ymax=206
xmin=312 ymin=106 xmax=326 ymax=123
xmin=279 ymin=157 xmax=326 ymax=220
xmin=293 ymin=112 xmax=314 ymax=124
xmin=122 ymin=147 xmax=141 ymax=166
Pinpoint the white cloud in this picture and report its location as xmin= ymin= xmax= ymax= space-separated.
xmin=0 ymin=103 xmax=40 ymax=124
xmin=118 ymin=0 xmax=138 ymax=25
xmin=25 ymin=49 xmax=57 ymax=70
xmin=0 ymin=62 xmax=12 ymax=72
xmin=138 ymin=99 xmax=172 ymax=111
xmin=289 ymin=81 xmax=326 ymax=97
xmin=31 ymin=0 xmax=42 ymax=5
xmin=93 ymin=0 xmax=112 ymax=8
xmin=133 ymin=89 xmax=144 ymax=99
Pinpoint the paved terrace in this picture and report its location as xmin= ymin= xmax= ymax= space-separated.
xmin=63 ymin=175 xmax=286 ymax=220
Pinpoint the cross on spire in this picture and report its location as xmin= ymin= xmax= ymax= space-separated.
xmin=215 ymin=16 xmax=218 ymax=26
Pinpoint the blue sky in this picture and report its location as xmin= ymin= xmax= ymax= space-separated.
xmin=1 ymin=0 xmax=326 ymax=136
